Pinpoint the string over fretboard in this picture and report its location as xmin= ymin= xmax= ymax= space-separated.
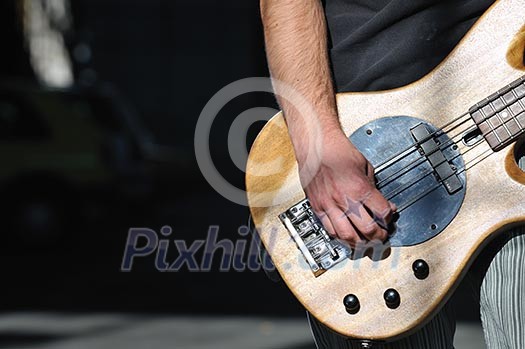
xmin=469 ymin=76 xmax=525 ymax=151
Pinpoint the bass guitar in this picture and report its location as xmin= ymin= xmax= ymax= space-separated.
xmin=246 ymin=0 xmax=525 ymax=341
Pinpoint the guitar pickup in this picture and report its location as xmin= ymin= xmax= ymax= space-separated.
xmin=279 ymin=199 xmax=352 ymax=277
xmin=411 ymin=124 xmax=463 ymax=194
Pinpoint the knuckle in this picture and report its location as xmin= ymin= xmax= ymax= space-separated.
xmin=374 ymin=228 xmax=388 ymax=241
xmin=332 ymin=191 xmax=348 ymax=208
xmin=361 ymin=221 xmax=379 ymax=236
xmin=325 ymin=227 xmax=337 ymax=237
xmin=365 ymin=190 xmax=388 ymax=208
xmin=346 ymin=236 xmax=360 ymax=248
xmin=353 ymin=175 xmax=368 ymax=188
xmin=314 ymin=197 xmax=330 ymax=212
xmin=319 ymin=217 xmax=334 ymax=235
xmin=310 ymin=199 xmax=323 ymax=214
xmin=378 ymin=207 xmax=393 ymax=222
xmin=339 ymin=231 xmax=358 ymax=244
xmin=373 ymin=201 xmax=393 ymax=223
xmin=332 ymin=217 xmax=352 ymax=238
xmin=355 ymin=181 xmax=373 ymax=199
xmin=376 ymin=193 xmax=391 ymax=209
xmin=373 ymin=204 xmax=390 ymax=219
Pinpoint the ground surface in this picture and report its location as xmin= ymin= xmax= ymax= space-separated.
xmin=0 ymin=313 xmax=486 ymax=349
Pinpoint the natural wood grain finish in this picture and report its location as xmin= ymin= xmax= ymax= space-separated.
xmin=507 ymin=23 xmax=525 ymax=70
xmin=246 ymin=0 xmax=525 ymax=341
xmin=506 ymin=141 xmax=525 ymax=184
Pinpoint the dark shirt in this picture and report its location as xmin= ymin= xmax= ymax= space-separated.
xmin=324 ymin=0 xmax=496 ymax=92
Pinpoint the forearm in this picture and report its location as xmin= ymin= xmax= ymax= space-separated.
xmin=260 ymin=0 xmax=343 ymax=163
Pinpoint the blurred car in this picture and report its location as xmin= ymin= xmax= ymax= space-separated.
xmin=0 ymin=80 xmax=192 ymax=246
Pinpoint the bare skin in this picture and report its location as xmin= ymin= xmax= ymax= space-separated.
xmin=260 ymin=0 xmax=395 ymax=247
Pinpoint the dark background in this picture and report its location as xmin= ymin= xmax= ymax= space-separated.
xmin=0 ymin=0 xmax=478 ymax=322
xmin=0 ymin=0 xmax=300 ymax=317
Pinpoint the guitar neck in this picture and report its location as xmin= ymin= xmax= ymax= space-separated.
xmin=469 ymin=75 xmax=525 ymax=151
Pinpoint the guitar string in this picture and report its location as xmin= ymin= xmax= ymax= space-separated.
xmin=375 ymin=118 xmax=473 ymax=189
xmin=376 ymin=134 xmax=459 ymax=192
xmin=375 ymin=105 xmax=525 ymax=201
xmin=381 ymin=137 xmax=484 ymax=201
xmin=372 ymin=111 xmax=470 ymax=174
xmin=336 ymin=80 xmax=525 ymax=219
xmin=372 ymin=74 xmax=525 ymax=175
xmin=366 ymin=114 xmax=472 ymax=195
xmin=376 ymin=102 xmax=525 ymax=200
xmin=373 ymin=111 xmax=470 ymax=171
xmin=395 ymin=147 xmax=494 ymax=213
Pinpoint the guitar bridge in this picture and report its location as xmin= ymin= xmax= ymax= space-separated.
xmin=279 ymin=199 xmax=352 ymax=276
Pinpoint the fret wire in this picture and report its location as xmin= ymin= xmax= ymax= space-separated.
xmin=469 ymin=75 xmax=525 ymax=151
xmin=511 ymin=110 xmax=525 ymax=138
xmin=492 ymin=97 xmax=513 ymax=138
xmin=510 ymin=89 xmax=525 ymax=130
xmin=485 ymin=99 xmax=497 ymax=124
xmin=479 ymin=102 xmax=502 ymax=144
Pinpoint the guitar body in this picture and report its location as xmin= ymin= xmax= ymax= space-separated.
xmin=246 ymin=0 xmax=525 ymax=341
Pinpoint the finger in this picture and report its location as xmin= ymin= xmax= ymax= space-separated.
xmin=389 ymin=201 xmax=397 ymax=212
xmin=346 ymin=202 xmax=388 ymax=241
xmin=326 ymin=207 xmax=361 ymax=247
xmin=366 ymin=162 xmax=375 ymax=183
xmin=362 ymin=188 xmax=394 ymax=227
xmin=317 ymin=210 xmax=336 ymax=237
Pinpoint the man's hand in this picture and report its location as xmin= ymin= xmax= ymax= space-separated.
xmin=260 ymin=0 xmax=395 ymax=245
xmin=298 ymin=129 xmax=396 ymax=247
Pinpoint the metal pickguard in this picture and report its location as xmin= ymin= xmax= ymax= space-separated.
xmin=279 ymin=116 xmax=466 ymax=275
xmin=351 ymin=116 xmax=466 ymax=247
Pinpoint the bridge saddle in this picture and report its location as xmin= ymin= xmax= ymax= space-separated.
xmin=279 ymin=199 xmax=352 ymax=276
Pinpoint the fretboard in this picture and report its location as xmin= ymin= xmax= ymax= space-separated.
xmin=469 ymin=76 xmax=525 ymax=151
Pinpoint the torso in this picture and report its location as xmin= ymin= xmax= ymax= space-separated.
xmin=324 ymin=0 xmax=496 ymax=92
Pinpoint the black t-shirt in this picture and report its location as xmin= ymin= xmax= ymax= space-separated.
xmin=324 ymin=0 xmax=495 ymax=92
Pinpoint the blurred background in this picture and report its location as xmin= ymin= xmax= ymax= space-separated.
xmin=0 ymin=0 xmax=485 ymax=348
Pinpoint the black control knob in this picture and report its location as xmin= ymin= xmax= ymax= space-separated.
xmin=412 ymin=259 xmax=429 ymax=280
xmin=384 ymin=289 xmax=400 ymax=309
xmin=343 ymin=294 xmax=360 ymax=314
